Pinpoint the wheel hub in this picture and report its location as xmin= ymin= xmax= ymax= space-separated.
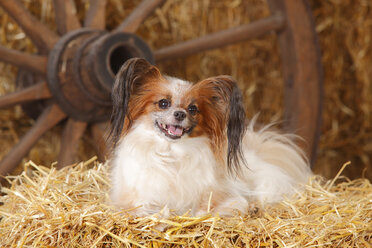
xmin=46 ymin=29 xmax=154 ymax=122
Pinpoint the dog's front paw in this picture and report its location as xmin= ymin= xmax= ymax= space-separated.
xmin=246 ymin=202 xmax=262 ymax=217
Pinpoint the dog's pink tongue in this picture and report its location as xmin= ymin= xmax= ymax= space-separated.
xmin=169 ymin=125 xmax=183 ymax=136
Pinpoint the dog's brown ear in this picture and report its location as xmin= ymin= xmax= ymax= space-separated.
xmin=196 ymin=76 xmax=247 ymax=173
xmin=109 ymin=58 xmax=161 ymax=147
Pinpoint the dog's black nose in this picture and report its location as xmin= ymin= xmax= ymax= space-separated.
xmin=174 ymin=110 xmax=186 ymax=121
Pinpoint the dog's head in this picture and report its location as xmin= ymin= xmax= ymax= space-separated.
xmin=110 ymin=58 xmax=246 ymax=172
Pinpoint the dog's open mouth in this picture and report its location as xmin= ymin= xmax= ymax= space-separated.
xmin=156 ymin=121 xmax=191 ymax=139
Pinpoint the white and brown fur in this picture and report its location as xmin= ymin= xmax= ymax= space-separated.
xmin=109 ymin=58 xmax=311 ymax=216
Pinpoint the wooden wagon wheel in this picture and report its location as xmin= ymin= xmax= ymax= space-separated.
xmin=0 ymin=0 xmax=322 ymax=178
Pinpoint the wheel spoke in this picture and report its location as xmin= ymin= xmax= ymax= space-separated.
xmin=154 ymin=13 xmax=285 ymax=62
xmin=90 ymin=122 xmax=109 ymax=161
xmin=0 ymin=0 xmax=59 ymax=52
xmin=115 ymin=0 xmax=166 ymax=33
xmin=0 ymin=46 xmax=47 ymax=74
xmin=84 ymin=0 xmax=107 ymax=30
xmin=52 ymin=0 xmax=81 ymax=35
xmin=0 ymin=104 xmax=66 ymax=179
xmin=57 ymin=119 xmax=87 ymax=169
xmin=0 ymin=82 xmax=51 ymax=109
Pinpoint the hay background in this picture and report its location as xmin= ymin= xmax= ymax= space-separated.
xmin=0 ymin=0 xmax=372 ymax=180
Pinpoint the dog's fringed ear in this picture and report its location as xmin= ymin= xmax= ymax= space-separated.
xmin=109 ymin=58 xmax=160 ymax=148
xmin=199 ymin=76 xmax=247 ymax=173
xmin=226 ymin=78 xmax=247 ymax=173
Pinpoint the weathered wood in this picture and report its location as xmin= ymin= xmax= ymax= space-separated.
xmin=47 ymin=29 xmax=113 ymax=122
xmin=53 ymin=0 xmax=81 ymax=35
xmin=0 ymin=104 xmax=66 ymax=179
xmin=84 ymin=0 xmax=107 ymax=29
xmin=0 ymin=46 xmax=47 ymax=74
xmin=0 ymin=0 xmax=59 ymax=52
xmin=58 ymin=119 xmax=87 ymax=169
xmin=0 ymin=82 xmax=51 ymax=109
xmin=154 ymin=13 xmax=285 ymax=62
xmin=268 ymin=0 xmax=323 ymax=164
xmin=115 ymin=0 xmax=166 ymax=33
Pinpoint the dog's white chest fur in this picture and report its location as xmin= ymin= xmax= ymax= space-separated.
xmin=110 ymin=122 xmax=219 ymax=215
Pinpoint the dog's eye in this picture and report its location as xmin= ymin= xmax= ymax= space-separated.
xmin=188 ymin=104 xmax=198 ymax=115
xmin=158 ymin=99 xmax=171 ymax=109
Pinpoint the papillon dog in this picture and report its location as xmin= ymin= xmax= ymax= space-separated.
xmin=109 ymin=58 xmax=311 ymax=216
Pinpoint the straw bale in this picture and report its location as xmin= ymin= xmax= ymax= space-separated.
xmin=0 ymin=1 xmax=372 ymax=180
xmin=0 ymin=159 xmax=371 ymax=247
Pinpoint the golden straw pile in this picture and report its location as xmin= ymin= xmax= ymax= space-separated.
xmin=1 ymin=1 xmax=372 ymax=179
xmin=0 ymin=159 xmax=371 ymax=247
